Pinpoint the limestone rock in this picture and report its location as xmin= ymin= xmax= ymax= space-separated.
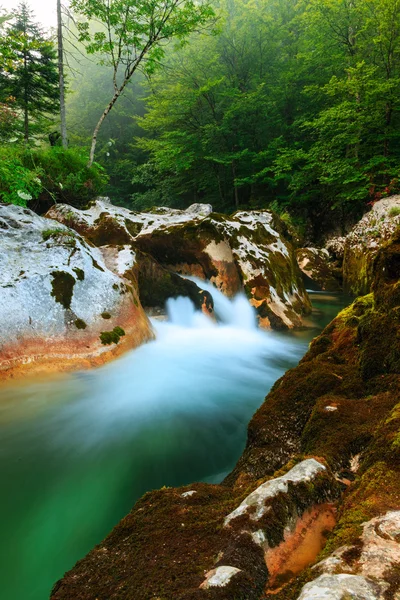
xmin=297 ymin=574 xmax=383 ymax=599
xmin=47 ymin=199 xmax=311 ymax=329
xmin=296 ymin=247 xmax=342 ymax=291
xmin=45 ymin=198 xmax=213 ymax=245
xmin=343 ymin=195 xmax=400 ymax=295
xmin=0 ymin=204 xmax=152 ymax=380
xmin=326 ymin=237 xmax=346 ymax=261
xmin=135 ymin=208 xmax=311 ymax=329
xmin=224 ymin=459 xmax=328 ymax=525
xmin=200 ymin=566 xmax=242 ymax=589
xmin=314 ymin=511 xmax=400 ymax=584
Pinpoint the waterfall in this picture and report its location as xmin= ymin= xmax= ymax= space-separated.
xmin=0 ymin=286 xmax=307 ymax=600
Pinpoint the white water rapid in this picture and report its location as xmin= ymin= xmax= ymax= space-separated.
xmin=0 ymin=285 xmax=310 ymax=600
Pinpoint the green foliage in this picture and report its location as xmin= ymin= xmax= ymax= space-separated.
xmin=0 ymin=147 xmax=42 ymax=206
xmin=389 ymin=207 xmax=400 ymax=218
xmin=69 ymin=0 xmax=215 ymax=165
xmin=124 ymin=0 xmax=400 ymax=234
xmin=0 ymin=146 xmax=108 ymax=209
xmin=0 ymin=2 xmax=60 ymax=142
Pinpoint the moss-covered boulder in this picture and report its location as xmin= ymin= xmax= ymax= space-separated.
xmin=0 ymin=204 xmax=152 ymax=381
xmin=48 ymin=199 xmax=311 ymax=329
xmin=296 ymin=247 xmax=342 ymax=291
xmin=51 ymin=228 xmax=400 ymax=600
xmin=51 ymin=458 xmax=339 ymax=600
xmin=342 ymin=195 xmax=400 ymax=295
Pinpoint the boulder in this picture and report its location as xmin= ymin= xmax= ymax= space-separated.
xmin=297 ymin=574 xmax=383 ymax=600
xmin=342 ymin=195 xmax=400 ymax=295
xmin=314 ymin=511 xmax=400 ymax=580
xmin=46 ymin=198 xmax=213 ymax=246
xmin=0 ymin=204 xmax=152 ymax=380
xmin=296 ymin=248 xmax=342 ymax=291
xmin=297 ymin=511 xmax=400 ymax=599
xmin=47 ymin=199 xmax=311 ymax=330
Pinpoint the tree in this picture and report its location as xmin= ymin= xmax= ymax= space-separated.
xmin=70 ymin=0 xmax=215 ymax=166
xmin=0 ymin=2 xmax=60 ymax=142
xmin=57 ymin=0 xmax=68 ymax=147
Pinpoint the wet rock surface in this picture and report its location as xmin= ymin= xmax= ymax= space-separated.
xmin=0 ymin=204 xmax=152 ymax=380
xmin=296 ymin=247 xmax=342 ymax=291
xmin=47 ymin=199 xmax=311 ymax=329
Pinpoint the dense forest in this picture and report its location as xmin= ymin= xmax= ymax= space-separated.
xmin=1 ymin=0 xmax=400 ymax=237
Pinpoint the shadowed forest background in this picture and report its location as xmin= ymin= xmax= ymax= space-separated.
xmin=1 ymin=0 xmax=400 ymax=240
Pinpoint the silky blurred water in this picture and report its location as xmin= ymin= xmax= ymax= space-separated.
xmin=0 ymin=288 xmax=348 ymax=600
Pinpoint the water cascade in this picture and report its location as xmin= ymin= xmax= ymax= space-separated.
xmin=0 ymin=287 xmax=343 ymax=600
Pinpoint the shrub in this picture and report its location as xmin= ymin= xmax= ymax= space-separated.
xmin=0 ymin=145 xmax=108 ymax=211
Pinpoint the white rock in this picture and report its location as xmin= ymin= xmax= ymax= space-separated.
xmin=0 ymin=204 xmax=151 ymax=378
xmin=181 ymin=491 xmax=197 ymax=498
xmin=297 ymin=574 xmax=382 ymax=599
xmin=224 ymin=459 xmax=326 ymax=525
xmin=314 ymin=511 xmax=400 ymax=590
xmin=200 ymin=566 xmax=242 ymax=589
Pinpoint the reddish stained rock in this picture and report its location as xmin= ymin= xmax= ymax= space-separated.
xmin=0 ymin=204 xmax=153 ymax=381
xmin=48 ymin=199 xmax=311 ymax=329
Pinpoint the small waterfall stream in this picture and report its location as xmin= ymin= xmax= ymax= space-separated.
xmin=0 ymin=288 xmax=347 ymax=600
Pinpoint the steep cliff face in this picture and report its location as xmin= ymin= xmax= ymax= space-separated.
xmin=0 ymin=204 xmax=153 ymax=380
xmin=50 ymin=234 xmax=400 ymax=597
xmin=47 ymin=199 xmax=311 ymax=330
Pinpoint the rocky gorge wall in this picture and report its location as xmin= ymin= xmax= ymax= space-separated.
xmin=46 ymin=199 xmax=312 ymax=330
xmin=50 ymin=227 xmax=400 ymax=598
xmin=0 ymin=200 xmax=313 ymax=380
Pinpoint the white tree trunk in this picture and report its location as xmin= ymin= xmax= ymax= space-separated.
xmin=57 ymin=0 xmax=67 ymax=147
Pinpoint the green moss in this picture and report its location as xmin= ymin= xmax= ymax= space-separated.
xmin=389 ymin=206 xmax=400 ymax=218
xmin=91 ymin=258 xmax=105 ymax=272
xmin=124 ymin=218 xmax=143 ymax=237
xmin=42 ymin=228 xmax=76 ymax=246
xmin=75 ymin=318 xmax=87 ymax=330
xmin=113 ymin=326 xmax=125 ymax=337
xmin=50 ymin=271 xmax=76 ymax=309
xmin=101 ymin=312 xmax=111 ymax=319
xmin=73 ymin=268 xmax=85 ymax=281
xmin=100 ymin=326 xmax=126 ymax=345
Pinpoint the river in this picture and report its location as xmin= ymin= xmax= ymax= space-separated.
xmin=0 ymin=288 xmax=348 ymax=600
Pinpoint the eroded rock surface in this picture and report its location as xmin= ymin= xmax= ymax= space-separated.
xmin=224 ymin=459 xmax=328 ymax=524
xmin=297 ymin=574 xmax=383 ymax=600
xmin=47 ymin=199 xmax=311 ymax=329
xmin=342 ymin=195 xmax=400 ymax=295
xmin=296 ymin=248 xmax=342 ymax=291
xmin=0 ymin=204 xmax=152 ymax=379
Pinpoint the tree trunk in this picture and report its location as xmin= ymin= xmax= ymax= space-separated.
xmin=88 ymin=87 xmax=123 ymax=167
xmin=57 ymin=0 xmax=67 ymax=147
xmin=232 ymin=161 xmax=239 ymax=209
xmin=23 ymin=48 xmax=29 ymax=142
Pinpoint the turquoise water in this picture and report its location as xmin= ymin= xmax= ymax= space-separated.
xmin=0 ymin=290 xmax=348 ymax=600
